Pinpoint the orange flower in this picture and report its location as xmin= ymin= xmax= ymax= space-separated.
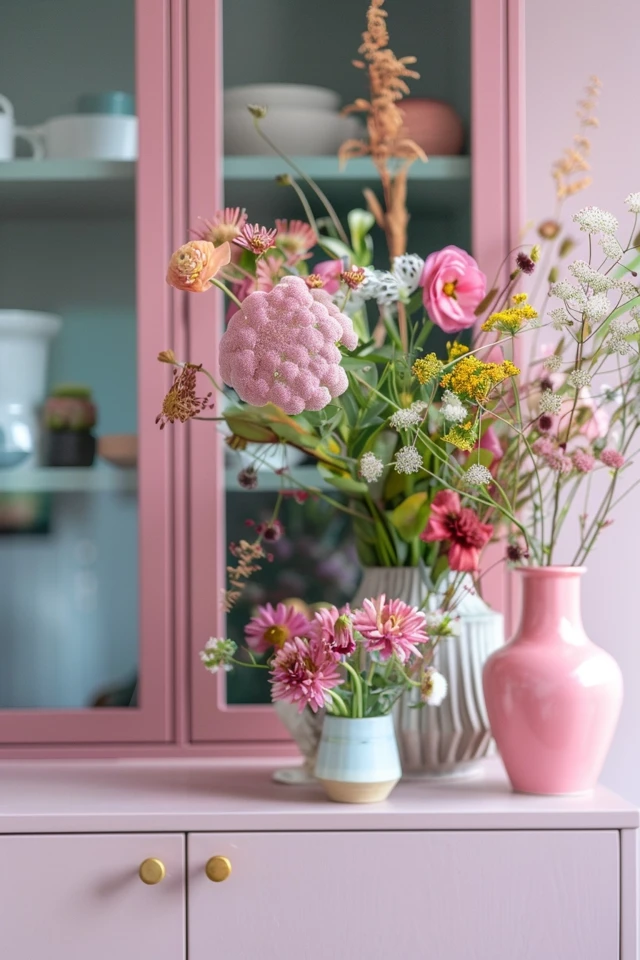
xmin=166 ymin=240 xmax=231 ymax=293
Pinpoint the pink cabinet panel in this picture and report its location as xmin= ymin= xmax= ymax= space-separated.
xmin=188 ymin=830 xmax=619 ymax=959
xmin=0 ymin=834 xmax=185 ymax=960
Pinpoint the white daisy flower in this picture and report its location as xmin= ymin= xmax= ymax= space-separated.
xmin=394 ymin=445 xmax=423 ymax=475
xmin=572 ymin=206 xmax=619 ymax=235
xmin=359 ymin=452 xmax=385 ymax=483
xmin=440 ymin=389 xmax=468 ymax=424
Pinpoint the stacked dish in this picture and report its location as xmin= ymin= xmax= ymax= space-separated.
xmin=224 ymin=84 xmax=360 ymax=155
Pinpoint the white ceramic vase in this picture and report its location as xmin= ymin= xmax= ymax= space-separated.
xmin=352 ymin=566 xmax=504 ymax=778
xmin=272 ymin=700 xmax=325 ymax=785
xmin=315 ymin=714 xmax=401 ymax=803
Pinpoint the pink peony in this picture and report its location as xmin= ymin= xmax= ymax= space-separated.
xmin=421 ymin=490 xmax=493 ymax=573
xmin=353 ymin=595 xmax=427 ymax=663
xmin=313 ymin=259 xmax=343 ymax=294
xmin=601 ymin=448 xmax=625 ymax=469
xmin=420 ymin=245 xmax=486 ymax=334
xmin=245 ymin=602 xmax=311 ymax=654
xmin=270 ymin=635 xmax=342 ymax=713
xmin=313 ymin=605 xmax=356 ymax=657
xmin=219 ymin=275 xmax=358 ymax=415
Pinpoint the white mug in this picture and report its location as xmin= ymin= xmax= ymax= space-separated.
xmin=33 ymin=114 xmax=138 ymax=160
xmin=0 ymin=94 xmax=43 ymax=161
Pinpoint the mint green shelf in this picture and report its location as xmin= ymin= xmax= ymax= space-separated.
xmin=223 ymin=155 xmax=469 ymax=181
xmin=0 ymin=160 xmax=135 ymax=217
xmin=0 ymin=466 xmax=137 ymax=493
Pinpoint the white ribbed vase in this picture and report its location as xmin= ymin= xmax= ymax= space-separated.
xmin=352 ymin=566 xmax=504 ymax=778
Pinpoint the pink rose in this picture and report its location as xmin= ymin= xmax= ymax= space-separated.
xmin=420 ymin=245 xmax=486 ymax=334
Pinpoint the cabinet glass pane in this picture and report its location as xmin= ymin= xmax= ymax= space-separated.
xmin=0 ymin=0 xmax=137 ymax=709
xmin=221 ymin=0 xmax=470 ymax=705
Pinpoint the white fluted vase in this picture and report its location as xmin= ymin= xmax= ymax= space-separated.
xmin=352 ymin=566 xmax=504 ymax=778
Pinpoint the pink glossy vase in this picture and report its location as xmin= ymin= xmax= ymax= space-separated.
xmin=483 ymin=567 xmax=622 ymax=795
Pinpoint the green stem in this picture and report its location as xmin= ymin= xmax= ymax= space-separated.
xmin=343 ymin=661 xmax=364 ymax=718
xmin=210 ymin=276 xmax=243 ymax=308
xmin=328 ymin=689 xmax=350 ymax=717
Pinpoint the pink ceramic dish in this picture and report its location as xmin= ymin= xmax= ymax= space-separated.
xmin=400 ymin=98 xmax=465 ymax=155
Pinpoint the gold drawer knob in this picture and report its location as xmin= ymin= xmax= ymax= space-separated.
xmin=206 ymin=856 xmax=232 ymax=883
xmin=139 ymin=858 xmax=166 ymax=885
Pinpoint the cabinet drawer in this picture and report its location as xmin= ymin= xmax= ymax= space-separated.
xmin=0 ymin=834 xmax=185 ymax=960
xmin=188 ymin=830 xmax=619 ymax=960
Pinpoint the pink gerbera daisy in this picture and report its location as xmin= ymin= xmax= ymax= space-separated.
xmin=353 ymin=595 xmax=427 ymax=663
xmin=420 ymin=490 xmax=493 ymax=573
xmin=190 ymin=207 xmax=248 ymax=246
xmin=234 ymin=223 xmax=278 ymax=256
xmin=245 ymin=602 xmax=311 ymax=654
xmin=270 ymin=635 xmax=342 ymax=713
xmin=275 ymin=218 xmax=317 ymax=264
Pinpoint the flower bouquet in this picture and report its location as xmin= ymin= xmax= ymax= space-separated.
xmin=201 ymin=593 xmax=449 ymax=801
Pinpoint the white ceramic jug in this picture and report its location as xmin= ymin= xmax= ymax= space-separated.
xmin=0 ymin=94 xmax=43 ymax=161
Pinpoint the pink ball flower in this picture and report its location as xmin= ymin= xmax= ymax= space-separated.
xmin=600 ymin=448 xmax=625 ymax=469
xmin=219 ymin=275 xmax=358 ymax=415
xmin=573 ymin=449 xmax=595 ymax=473
xmin=245 ymin=602 xmax=311 ymax=654
xmin=270 ymin=635 xmax=342 ymax=713
xmin=420 ymin=245 xmax=486 ymax=334
xmin=353 ymin=595 xmax=427 ymax=663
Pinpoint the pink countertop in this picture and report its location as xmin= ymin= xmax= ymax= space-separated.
xmin=0 ymin=757 xmax=636 ymax=833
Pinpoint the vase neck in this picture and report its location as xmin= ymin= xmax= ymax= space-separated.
xmin=517 ymin=567 xmax=586 ymax=644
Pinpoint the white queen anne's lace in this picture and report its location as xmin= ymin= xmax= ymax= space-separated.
xmin=440 ymin=389 xmax=468 ymax=424
xmin=567 ymin=369 xmax=592 ymax=389
xmin=625 ymin=192 xmax=640 ymax=214
xmin=465 ymin=464 xmax=493 ymax=486
xmin=359 ymin=452 xmax=385 ymax=483
xmin=568 ymin=260 xmax=614 ymax=292
xmin=389 ymin=405 xmax=423 ymax=430
xmin=599 ymin=235 xmax=624 ymax=260
xmin=550 ymin=307 xmax=573 ymax=330
xmin=572 ymin=206 xmax=619 ymax=235
xmin=539 ymin=390 xmax=563 ymax=414
xmin=394 ymin=445 xmax=423 ymax=475
xmin=543 ymin=355 xmax=563 ymax=372
xmin=584 ymin=292 xmax=611 ymax=322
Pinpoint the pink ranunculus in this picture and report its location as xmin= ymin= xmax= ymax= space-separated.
xmin=353 ymin=595 xmax=428 ymax=663
xmin=166 ymin=240 xmax=231 ymax=293
xmin=313 ymin=259 xmax=343 ymax=294
xmin=421 ymin=490 xmax=493 ymax=573
xmin=270 ymin=635 xmax=342 ymax=713
xmin=420 ymin=245 xmax=486 ymax=334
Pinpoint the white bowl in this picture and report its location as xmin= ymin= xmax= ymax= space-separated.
xmin=224 ymin=84 xmax=340 ymax=111
xmin=225 ymin=106 xmax=361 ymax=156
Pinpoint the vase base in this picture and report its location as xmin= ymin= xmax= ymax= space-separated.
xmin=317 ymin=778 xmax=399 ymax=804
xmin=272 ymin=765 xmax=316 ymax=786
xmin=512 ymin=785 xmax=595 ymax=798
xmin=402 ymin=760 xmax=486 ymax=782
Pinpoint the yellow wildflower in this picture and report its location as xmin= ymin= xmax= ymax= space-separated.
xmin=530 ymin=244 xmax=541 ymax=263
xmin=412 ymin=353 xmax=443 ymax=385
xmin=482 ymin=293 xmax=538 ymax=334
xmin=440 ymin=356 xmax=519 ymax=403
xmin=442 ymin=423 xmax=478 ymax=451
xmin=447 ymin=341 xmax=469 ymax=361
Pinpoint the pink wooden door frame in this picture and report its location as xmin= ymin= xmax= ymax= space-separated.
xmin=188 ymin=0 xmax=526 ymax=742
xmin=0 ymin=0 xmax=174 ymax=744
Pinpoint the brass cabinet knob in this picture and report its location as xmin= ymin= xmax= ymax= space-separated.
xmin=139 ymin=858 xmax=166 ymax=885
xmin=205 ymin=856 xmax=232 ymax=883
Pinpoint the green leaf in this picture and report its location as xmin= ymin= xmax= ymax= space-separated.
xmin=270 ymin=421 xmax=320 ymax=448
xmin=317 ymin=465 xmax=368 ymax=495
xmin=348 ymin=208 xmax=375 ymax=266
xmin=388 ymin=492 xmax=431 ymax=542
xmin=317 ymin=236 xmax=354 ymax=262
xmin=349 ymin=423 xmax=385 ymax=460
xmin=462 ymin=448 xmax=494 ymax=470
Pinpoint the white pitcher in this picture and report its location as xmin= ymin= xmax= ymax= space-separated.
xmin=0 ymin=94 xmax=42 ymax=161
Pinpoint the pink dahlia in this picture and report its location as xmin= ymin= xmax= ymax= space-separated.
xmin=353 ymin=595 xmax=427 ymax=663
xmin=601 ymin=448 xmax=625 ymax=469
xmin=191 ymin=207 xmax=247 ymax=246
xmin=219 ymin=275 xmax=358 ymax=415
xmin=275 ymin=218 xmax=317 ymax=264
xmin=313 ymin=259 xmax=343 ymax=294
xmin=420 ymin=245 xmax=487 ymax=334
xmin=313 ymin=605 xmax=356 ymax=657
xmin=245 ymin=602 xmax=311 ymax=654
xmin=421 ymin=490 xmax=493 ymax=573
xmin=270 ymin=635 xmax=342 ymax=713
xmin=234 ymin=223 xmax=278 ymax=255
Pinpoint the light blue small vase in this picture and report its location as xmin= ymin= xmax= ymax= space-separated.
xmin=315 ymin=714 xmax=401 ymax=803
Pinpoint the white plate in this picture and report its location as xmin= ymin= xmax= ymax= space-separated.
xmin=224 ymin=83 xmax=340 ymax=111
xmin=225 ymin=106 xmax=361 ymax=156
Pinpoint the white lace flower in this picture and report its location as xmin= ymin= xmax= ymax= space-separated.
xmin=394 ymin=445 xmax=423 ymax=474
xmin=539 ymin=390 xmax=562 ymax=414
xmin=550 ymin=281 xmax=578 ymax=301
xmin=567 ymin=369 xmax=592 ymax=389
xmin=550 ymin=307 xmax=573 ymax=330
xmin=359 ymin=452 xmax=385 ymax=483
xmin=610 ymin=316 xmax=637 ymax=336
xmin=543 ymin=355 xmax=563 ymax=372
xmin=425 ymin=612 xmax=460 ymax=637
xmin=389 ymin=406 xmax=423 ymax=430
xmin=200 ymin=637 xmax=237 ymax=673
xmin=625 ymin=192 xmax=640 ymax=214
xmin=465 ymin=464 xmax=493 ymax=486
xmin=631 ymin=306 xmax=640 ymax=323
xmin=421 ymin=668 xmax=448 ymax=706
xmin=440 ymin=389 xmax=468 ymax=424
xmin=392 ymin=254 xmax=425 ymax=296
xmin=572 ymin=206 xmax=619 ymax=235
xmin=606 ymin=333 xmax=633 ymax=355
xmin=599 ymin=235 xmax=624 ymax=260
xmin=614 ymin=279 xmax=639 ymax=299
xmin=568 ymin=260 xmax=614 ymax=292
xmin=584 ymin=292 xmax=611 ymax=322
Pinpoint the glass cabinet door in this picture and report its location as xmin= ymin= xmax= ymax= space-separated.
xmin=0 ymin=0 xmax=172 ymax=742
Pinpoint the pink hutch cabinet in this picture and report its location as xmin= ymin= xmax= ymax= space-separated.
xmin=0 ymin=4 xmax=637 ymax=960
